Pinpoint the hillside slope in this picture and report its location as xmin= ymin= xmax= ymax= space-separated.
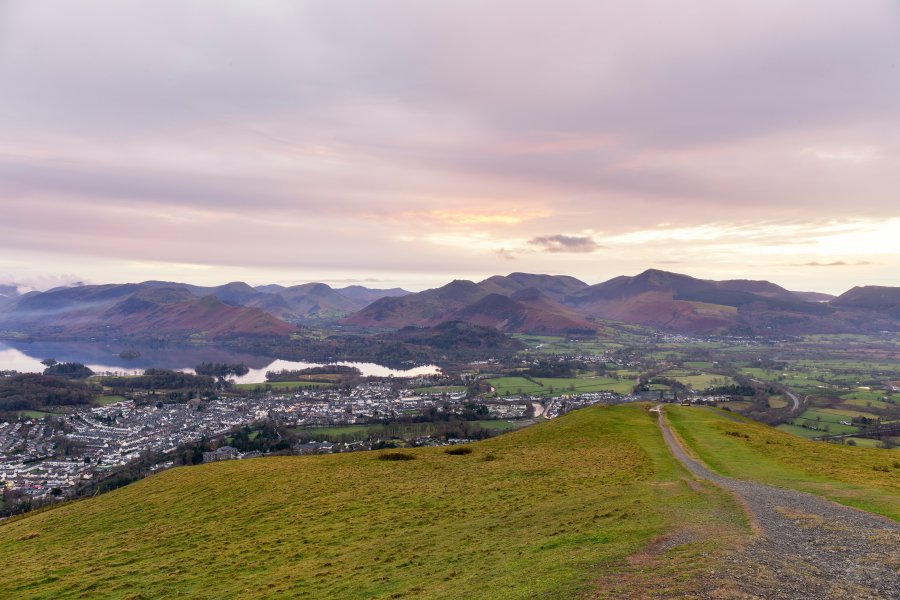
xmin=0 ymin=284 xmax=297 ymax=340
xmin=0 ymin=405 xmax=745 ymax=599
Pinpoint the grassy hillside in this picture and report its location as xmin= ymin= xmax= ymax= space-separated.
xmin=0 ymin=405 xmax=746 ymax=599
xmin=666 ymin=406 xmax=900 ymax=520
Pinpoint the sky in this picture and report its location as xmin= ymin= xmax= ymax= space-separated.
xmin=1 ymin=0 xmax=899 ymax=294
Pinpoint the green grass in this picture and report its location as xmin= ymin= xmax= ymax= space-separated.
xmin=682 ymin=361 xmax=715 ymax=369
xmin=659 ymin=371 xmax=735 ymax=390
xmin=841 ymin=390 xmax=891 ymax=402
xmin=293 ymin=424 xmax=375 ymax=437
xmin=487 ymin=376 xmax=634 ymax=397
xmin=843 ymin=437 xmax=885 ymax=449
xmin=767 ymin=395 xmax=788 ymax=409
xmin=291 ymin=420 xmax=526 ymax=441
xmin=94 ymin=395 xmax=127 ymax=406
xmin=775 ymin=424 xmax=823 ymax=439
xmin=415 ymin=386 xmax=466 ymax=394
xmin=667 ymin=406 xmax=900 ymax=520
xmin=16 ymin=410 xmax=49 ymax=419
xmin=0 ymin=405 xmax=747 ymax=599
xmin=843 ymin=397 xmax=893 ymax=410
xmin=788 ymin=408 xmax=868 ymax=435
xmin=232 ymin=380 xmax=334 ymax=391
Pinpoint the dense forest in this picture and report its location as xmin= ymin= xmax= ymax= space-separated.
xmin=103 ymin=369 xmax=215 ymax=391
xmin=42 ymin=362 xmax=95 ymax=379
xmin=266 ymin=365 xmax=360 ymax=382
xmin=0 ymin=374 xmax=97 ymax=411
xmin=194 ymin=362 xmax=249 ymax=378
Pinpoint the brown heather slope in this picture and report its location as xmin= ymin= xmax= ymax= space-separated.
xmin=103 ymin=293 xmax=297 ymax=339
xmin=0 ymin=284 xmax=297 ymax=340
xmin=447 ymin=289 xmax=601 ymax=335
xmin=343 ymin=280 xmax=489 ymax=328
xmin=565 ymin=269 xmax=856 ymax=335
xmin=345 ymin=277 xmax=603 ymax=335
xmin=478 ymin=272 xmax=588 ymax=302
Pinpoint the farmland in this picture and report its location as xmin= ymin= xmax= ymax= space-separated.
xmin=487 ymin=376 xmax=634 ymax=397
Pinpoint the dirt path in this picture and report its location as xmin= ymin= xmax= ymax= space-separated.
xmin=784 ymin=390 xmax=801 ymax=414
xmin=656 ymin=406 xmax=900 ymax=599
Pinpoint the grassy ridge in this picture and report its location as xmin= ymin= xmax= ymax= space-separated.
xmin=667 ymin=406 xmax=900 ymax=520
xmin=0 ymin=405 xmax=745 ymax=599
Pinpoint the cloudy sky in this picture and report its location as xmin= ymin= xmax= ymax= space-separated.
xmin=1 ymin=0 xmax=898 ymax=293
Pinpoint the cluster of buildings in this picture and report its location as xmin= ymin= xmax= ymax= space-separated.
xmin=0 ymin=378 xmax=640 ymax=503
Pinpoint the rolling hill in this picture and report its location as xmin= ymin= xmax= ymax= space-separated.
xmin=344 ymin=270 xmax=849 ymax=335
xmin=3 ymin=271 xmax=899 ymax=340
xmin=0 ymin=283 xmax=298 ymax=341
xmin=562 ymin=269 xmax=857 ymax=334
xmin=344 ymin=274 xmax=603 ymax=335
xmin=831 ymin=285 xmax=900 ymax=319
xmin=0 ymin=405 xmax=748 ymax=599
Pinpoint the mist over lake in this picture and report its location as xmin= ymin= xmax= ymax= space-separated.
xmin=0 ymin=341 xmax=439 ymax=382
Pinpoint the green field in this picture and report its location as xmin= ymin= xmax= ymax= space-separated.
xmin=232 ymin=380 xmax=334 ymax=391
xmin=16 ymin=410 xmax=49 ymax=419
xmin=767 ymin=395 xmax=788 ymax=409
xmin=841 ymin=390 xmax=892 ymax=402
xmin=774 ymin=423 xmax=823 ymax=439
xmin=415 ymin=386 xmax=466 ymax=394
xmin=487 ymin=376 xmax=633 ymax=397
xmin=667 ymin=406 xmax=900 ymax=520
xmin=658 ymin=370 xmax=735 ymax=390
xmin=95 ymin=394 xmax=127 ymax=405
xmin=843 ymin=397 xmax=893 ymax=410
xmin=0 ymin=405 xmax=747 ymax=599
xmin=511 ymin=334 xmax=630 ymax=356
xmin=292 ymin=420 xmax=526 ymax=441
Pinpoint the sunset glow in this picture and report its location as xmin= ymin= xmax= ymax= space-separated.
xmin=1 ymin=0 xmax=898 ymax=293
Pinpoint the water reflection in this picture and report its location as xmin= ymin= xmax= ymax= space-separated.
xmin=0 ymin=341 xmax=440 ymax=383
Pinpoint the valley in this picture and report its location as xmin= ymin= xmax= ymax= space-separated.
xmin=2 ymin=270 xmax=899 ymax=597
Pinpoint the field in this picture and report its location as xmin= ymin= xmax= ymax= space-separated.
xmin=290 ymin=420 xmax=525 ymax=441
xmin=16 ymin=410 xmax=49 ymax=419
xmin=415 ymin=386 xmax=466 ymax=394
xmin=487 ymin=376 xmax=634 ymax=397
xmin=667 ymin=406 xmax=900 ymax=520
xmin=767 ymin=395 xmax=788 ymax=409
xmin=94 ymin=394 xmax=126 ymax=405
xmin=511 ymin=334 xmax=631 ymax=356
xmin=0 ymin=405 xmax=748 ymax=599
xmin=232 ymin=380 xmax=334 ymax=391
xmin=658 ymin=369 xmax=735 ymax=390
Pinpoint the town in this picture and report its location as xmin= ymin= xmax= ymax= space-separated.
xmin=0 ymin=379 xmax=660 ymax=508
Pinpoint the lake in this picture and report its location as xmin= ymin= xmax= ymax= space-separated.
xmin=0 ymin=341 xmax=440 ymax=383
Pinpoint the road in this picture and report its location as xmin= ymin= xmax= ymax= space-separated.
xmin=751 ymin=377 xmax=802 ymax=414
xmin=655 ymin=406 xmax=900 ymax=598
xmin=784 ymin=389 xmax=801 ymax=413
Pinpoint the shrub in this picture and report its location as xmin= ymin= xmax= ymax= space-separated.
xmin=444 ymin=447 xmax=473 ymax=456
xmin=377 ymin=452 xmax=415 ymax=461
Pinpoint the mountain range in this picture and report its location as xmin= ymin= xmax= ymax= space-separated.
xmin=1 ymin=270 xmax=899 ymax=341
xmin=0 ymin=281 xmax=408 ymax=341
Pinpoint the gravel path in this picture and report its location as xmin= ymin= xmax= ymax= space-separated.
xmin=656 ymin=407 xmax=900 ymax=599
